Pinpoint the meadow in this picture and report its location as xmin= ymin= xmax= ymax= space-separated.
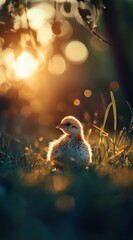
xmin=0 ymin=92 xmax=132 ymax=240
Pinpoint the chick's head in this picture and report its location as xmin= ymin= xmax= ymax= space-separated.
xmin=56 ymin=116 xmax=84 ymax=137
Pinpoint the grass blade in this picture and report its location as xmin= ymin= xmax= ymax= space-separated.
xmin=101 ymin=102 xmax=112 ymax=132
xmin=126 ymin=101 xmax=133 ymax=132
xmin=110 ymin=91 xmax=117 ymax=152
xmin=110 ymin=91 xmax=117 ymax=132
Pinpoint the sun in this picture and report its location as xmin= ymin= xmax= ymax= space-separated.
xmin=13 ymin=51 xmax=39 ymax=79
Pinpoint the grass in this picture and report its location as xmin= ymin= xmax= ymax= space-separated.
xmin=92 ymin=92 xmax=133 ymax=168
xmin=0 ymin=92 xmax=133 ymax=240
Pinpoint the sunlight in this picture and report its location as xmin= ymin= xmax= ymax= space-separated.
xmin=37 ymin=23 xmax=54 ymax=46
xmin=27 ymin=3 xmax=55 ymax=30
xmin=48 ymin=54 xmax=66 ymax=75
xmin=13 ymin=51 xmax=39 ymax=79
xmin=0 ymin=66 xmax=7 ymax=84
xmin=27 ymin=8 xmax=45 ymax=30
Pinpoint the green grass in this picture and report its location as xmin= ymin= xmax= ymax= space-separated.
xmin=0 ymin=93 xmax=133 ymax=240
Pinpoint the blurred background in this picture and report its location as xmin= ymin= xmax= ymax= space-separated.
xmin=0 ymin=0 xmax=132 ymax=146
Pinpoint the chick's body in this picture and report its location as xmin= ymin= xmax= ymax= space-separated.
xmin=47 ymin=116 xmax=92 ymax=169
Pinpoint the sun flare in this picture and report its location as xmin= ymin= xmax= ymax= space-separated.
xmin=13 ymin=51 xmax=39 ymax=79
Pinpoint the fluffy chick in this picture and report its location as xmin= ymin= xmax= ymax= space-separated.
xmin=47 ymin=116 xmax=92 ymax=169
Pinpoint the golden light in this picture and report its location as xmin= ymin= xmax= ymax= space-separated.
xmin=48 ymin=54 xmax=66 ymax=75
xmin=37 ymin=23 xmax=54 ymax=46
xmin=39 ymin=136 xmax=44 ymax=142
xmin=0 ymin=66 xmax=7 ymax=84
xmin=0 ymin=48 xmax=18 ymax=81
xmin=52 ymin=176 xmax=69 ymax=192
xmin=13 ymin=51 xmax=39 ymax=79
xmin=27 ymin=8 xmax=45 ymax=30
xmin=30 ymin=99 xmax=42 ymax=113
xmin=27 ymin=3 xmax=55 ymax=30
xmin=74 ymin=98 xmax=80 ymax=106
xmin=84 ymin=89 xmax=92 ymax=97
xmin=64 ymin=40 xmax=89 ymax=63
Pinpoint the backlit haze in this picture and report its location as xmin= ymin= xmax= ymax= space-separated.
xmin=0 ymin=0 xmax=129 ymax=142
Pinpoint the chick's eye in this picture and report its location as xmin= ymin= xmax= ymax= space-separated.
xmin=66 ymin=122 xmax=71 ymax=127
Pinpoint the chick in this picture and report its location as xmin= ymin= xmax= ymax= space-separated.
xmin=47 ymin=116 xmax=92 ymax=170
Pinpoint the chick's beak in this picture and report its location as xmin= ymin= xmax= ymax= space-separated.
xmin=56 ymin=123 xmax=62 ymax=129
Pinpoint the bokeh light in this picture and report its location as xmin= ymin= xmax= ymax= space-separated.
xmin=48 ymin=54 xmax=66 ymax=75
xmin=93 ymin=120 xmax=97 ymax=125
xmin=94 ymin=112 xmax=98 ymax=117
xmin=60 ymin=1 xmax=78 ymax=18
xmin=0 ymin=66 xmax=7 ymax=84
xmin=109 ymin=81 xmax=120 ymax=92
xmin=51 ymin=175 xmax=69 ymax=192
xmin=64 ymin=40 xmax=89 ymax=63
xmin=55 ymin=195 xmax=75 ymax=211
xmin=27 ymin=7 xmax=46 ymax=30
xmin=84 ymin=89 xmax=92 ymax=97
xmin=74 ymin=98 xmax=80 ymax=106
xmin=0 ymin=48 xmax=17 ymax=81
xmin=27 ymin=3 xmax=55 ymax=30
xmin=13 ymin=51 xmax=39 ymax=79
xmin=39 ymin=136 xmax=43 ymax=142
xmin=84 ymin=111 xmax=90 ymax=122
xmin=37 ymin=23 xmax=54 ymax=46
